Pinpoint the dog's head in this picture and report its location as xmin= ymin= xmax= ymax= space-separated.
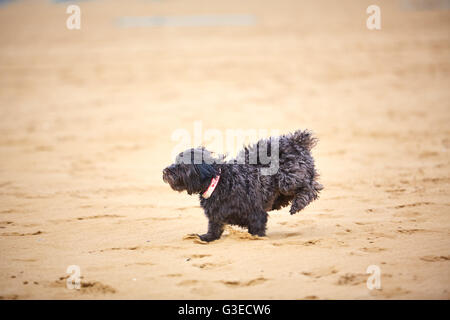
xmin=162 ymin=148 xmax=219 ymax=195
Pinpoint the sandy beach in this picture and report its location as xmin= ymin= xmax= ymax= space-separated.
xmin=0 ymin=0 xmax=449 ymax=299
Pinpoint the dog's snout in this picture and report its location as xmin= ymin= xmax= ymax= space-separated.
xmin=163 ymin=165 xmax=176 ymax=182
xmin=164 ymin=164 xmax=176 ymax=174
xmin=162 ymin=168 xmax=170 ymax=184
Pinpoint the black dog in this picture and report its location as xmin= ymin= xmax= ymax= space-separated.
xmin=162 ymin=130 xmax=323 ymax=242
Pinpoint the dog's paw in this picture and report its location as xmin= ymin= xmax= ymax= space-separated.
xmin=198 ymin=234 xmax=215 ymax=242
xmin=198 ymin=233 xmax=224 ymax=243
xmin=182 ymin=233 xmax=211 ymax=244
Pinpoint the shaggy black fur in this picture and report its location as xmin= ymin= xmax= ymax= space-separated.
xmin=162 ymin=129 xmax=323 ymax=242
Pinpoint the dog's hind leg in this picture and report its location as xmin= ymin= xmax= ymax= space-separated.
xmin=289 ymin=182 xmax=322 ymax=214
xmin=198 ymin=220 xmax=224 ymax=242
xmin=248 ymin=211 xmax=268 ymax=237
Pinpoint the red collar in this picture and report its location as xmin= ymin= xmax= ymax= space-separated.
xmin=202 ymin=174 xmax=220 ymax=199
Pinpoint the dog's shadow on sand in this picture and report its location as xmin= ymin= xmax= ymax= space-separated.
xmin=183 ymin=228 xmax=306 ymax=244
xmin=183 ymin=229 xmax=273 ymax=244
xmin=183 ymin=228 xmax=302 ymax=245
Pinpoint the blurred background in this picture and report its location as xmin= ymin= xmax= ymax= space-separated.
xmin=0 ymin=0 xmax=449 ymax=299
xmin=0 ymin=0 xmax=449 ymax=184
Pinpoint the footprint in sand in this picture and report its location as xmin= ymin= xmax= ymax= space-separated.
xmin=175 ymin=279 xmax=214 ymax=296
xmin=289 ymin=219 xmax=316 ymax=226
xmin=226 ymin=228 xmax=267 ymax=241
xmin=9 ymin=192 xmax=51 ymax=200
xmin=0 ymin=181 xmax=12 ymax=188
xmin=303 ymin=295 xmax=319 ymax=300
xmin=165 ymin=273 xmax=183 ymax=278
xmin=368 ymin=231 xmax=396 ymax=239
xmin=392 ymin=202 xmax=433 ymax=209
xmin=175 ymin=206 xmax=201 ymax=211
xmin=130 ymin=216 xmax=178 ymax=223
xmin=186 ymin=254 xmax=212 ymax=259
xmin=0 ymin=209 xmax=20 ymax=214
xmin=366 ymin=208 xmax=383 ymax=214
xmin=335 ymin=226 xmax=353 ymax=236
xmin=385 ymin=188 xmax=406 ymax=194
xmin=190 ymin=286 xmax=215 ymax=296
xmin=153 ymin=245 xmax=183 ymax=250
xmin=177 ymin=279 xmax=199 ymax=286
xmin=184 ymin=254 xmax=230 ymax=270
xmin=317 ymin=214 xmax=344 ymax=219
xmin=13 ymin=259 xmax=37 ymax=262
xmin=272 ymin=239 xmax=321 ymax=247
xmin=76 ymin=214 xmax=124 ymax=221
xmin=0 ymin=221 xmax=13 ymax=229
xmin=336 ymin=273 xmax=368 ymax=286
xmin=302 ymin=239 xmax=322 ymax=246
xmin=0 ymin=295 xmax=20 ymax=300
xmin=393 ymin=211 xmax=422 ymax=218
xmin=94 ymin=246 xmax=141 ymax=253
xmin=301 ymin=266 xmax=338 ymax=279
xmin=422 ymin=177 xmax=450 ymax=184
xmin=21 ymin=280 xmax=39 ymax=286
xmin=285 ymin=232 xmax=303 ymax=237
xmin=1 ymin=231 xmax=43 ymax=236
xmin=91 ymin=244 xmax=181 ymax=254
xmin=419 ymin=151 xmax=439 ymax=158
xmin=79 ymin=281 xmax=116 ymax=294
xmin=193 ymin=262 xmax=230 ymax=270
xmin=124 ymin=262 xmax=155 ymax=267
xmin=193 ymin=263 xmax=217 ymax=269
xmin=371 ymin=286 xmax=410 ymax=298
xmin=396 ymin=228 xmax=428 ymax=234
xmin=360 ymin=247 xmax=387 ymax=253
xmin=219 ymin=277 xmax=268 ymax=287
xmin=354 ymin=221 xmax=375 ymax=226
xmin=420 ymin=255 xmax=450 ymax=262
xmin=0 ymin=294 xmax=22 ymax=300
xmin=51 ymin=275 xmax=116 ymax=294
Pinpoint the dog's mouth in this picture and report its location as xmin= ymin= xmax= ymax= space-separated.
xmin=162 ymin=167 xmax=185 ymax=191
xmin=162 ymin=168 xmax=176 ymax=184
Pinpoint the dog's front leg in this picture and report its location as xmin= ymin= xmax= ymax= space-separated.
xmin=198 ymin=220 xmax=224 ymax=242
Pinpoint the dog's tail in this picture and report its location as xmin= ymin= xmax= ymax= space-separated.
xmin=290 ymin=129 xmax=318 ymax=151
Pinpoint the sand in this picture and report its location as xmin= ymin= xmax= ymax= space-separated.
xmin=0 ymin=0 xmax=449 ymax=299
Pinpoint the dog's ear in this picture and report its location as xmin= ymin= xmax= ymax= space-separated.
xmin=181 ymin=163 xmax=217 ymax=195
xmin=195 ymin=163 xmax=217 ymax=181
xmin=182 ymin=165 xmax=202 ymax=195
